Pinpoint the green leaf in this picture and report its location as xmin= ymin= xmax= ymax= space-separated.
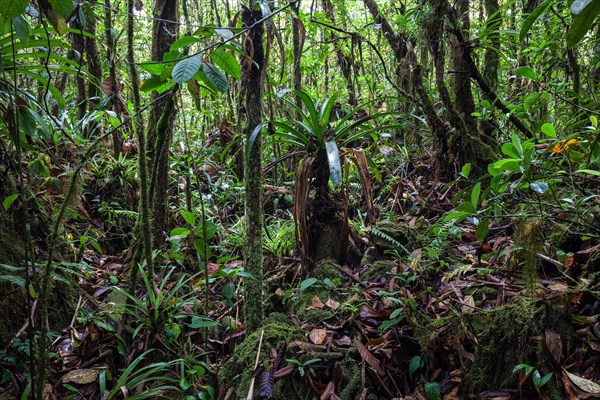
xmin=3 ymin=193 xmax=18 ymax=211
xmin=520 ymin=0 xmax=555 ymax=41
xmin=443 ymin=211 xmax=471 ymax=222
xmin=140 ymin=77 xmax=165 ymax=92
xmin=187 ymin=316 xmax=218 ymax=329
xmin=170 ymin=35 xmax=203 ymax=51
xmin=48 ymin=0 xmax=75 ymax=19
xmin=46 ymin=9 xmax=68 ymax=35
xmin=566 ymin=0 xmax=600 ymax=48
xmin=476 ymin=219 xmax=490 ymax=241
xmin=172 ymin=55 xmax=202 ymax=84
xmin=512 ymin=363 xmax=534 ymax=375
xmin=515 ymin=66 xmax=538 ymax=81
xmin=139 ymin=62 xmax=166 ymax=75
xmin=196 ymin=220 xmax=216 ymax=240
xmin=222 ymin=281 xmax=235 ymax=299
xmin=493 ymin=159 xmax=520 ymax=173
xmin=408 ymin=356 xmax=422 ymax=374
xmin=424 ymin=381 xmax=440 ymax=400
xmin=180 ymin=210 xmax=196 ymax=226
xmin=576 ymin=169 xmax=600 ymax=176
xmin=299 ymin=277 xmax=318 ymax=291
xmin=202 ymin=63 xmax=228 ymax=92
xmin=28 ymin=283 xmax=37 ymax=299
xmin=0 ymin=0 xmax=27 ymax=19
xmin=455 ymin=201 xmax=476 ymax=214
xmin=193 ymin=239 xmax=211 ymax=259
xmin=210 ymin=48 xmax=241 ymax=79
xmin=460 ymin=163 xmax=471 ymax=179
xmin=572 ymin=0 xmax=595 ymax=15
xmin=12 ymin=14 xmax=30 ymax=45
xmin=169 ymin=227 xmax=190 ymax=239
xmin=530 ymin=181 xmax=548 ymax=194
xmin=325 ymin=141 xmax=342 ymax=187
xmin=471 ymin=182 xmax=482 ymax=207
xmin=215 ymin=28 xmax=234 ymax=40
xmin=246 ymin=122 xmax=267 ymax=161
xmin=541 ymin=123 xmax=556 ymax=138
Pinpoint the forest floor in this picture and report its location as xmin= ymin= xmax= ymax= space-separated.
xmin=1 ymin=168 xmax=600 ymax=400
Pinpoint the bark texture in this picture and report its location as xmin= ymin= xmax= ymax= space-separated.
xmin=242 ymin=5 xmax=265 ymax=333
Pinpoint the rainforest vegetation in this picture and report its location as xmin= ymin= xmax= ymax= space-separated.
xmin=0 ymin=0 xmax=599 ymax=398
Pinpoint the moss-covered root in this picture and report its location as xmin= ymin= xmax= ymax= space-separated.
xmin=219 ymin=322 xmax=305 ymax=399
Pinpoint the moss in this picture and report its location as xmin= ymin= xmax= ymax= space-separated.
xmin=362 ymin=260 xmax=397 ymax=282
xmin=509 ymin=219 xmax=545 ymax=291
xmin=340 ymin=357 xmax=361 ymax=400
xmin=293 ymin=287 xmax=337 ymax=323
xmin=219 ymin=322 xmax=305 ymax=399
xmin=414 ymin=296 xmax=570 ymax=399
xmin=463 ymin=297 xmax=569 ymax=397
xmin=314 ymin=258 xmax=342 ymax=282
xmin=371 ymin=220 xmax=417 ymax=253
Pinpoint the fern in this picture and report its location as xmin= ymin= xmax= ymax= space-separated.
xmin=367 ymin=226 xmax=409 ymax=255
xmin=0 ymin=263 xmax=26 ymax=287
xmin=0 ymin=263 xmax=24 ymax=272
xmin=110 ymin=209 xmax=139 ymax=220
xmin=0 ymin=274 xmax=26 ymax=287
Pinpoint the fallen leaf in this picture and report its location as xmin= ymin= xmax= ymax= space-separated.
xmin=544 ymin=329 xmax=563 ymax=364
xmin=461 ymin=295 xmax=475 ymax=313
xmin=305 ymin=296 xmax=325 ymax=310
xmin=564 ymin=369 xmax=600 ymax=394
xmin=62 ymin=369 xmax=99 ymax=385
xmin=326 ymin=297 xmax=340 ymax=310
xmin=333 ymin=335 xmax=351 ymax=347
xmin=310 ymin=328 xmax=328 ymax=345
xmin=353 ymin=337 xmax=383 ymax=375
xmin=320 ymin=381 xmax=336 ymax=400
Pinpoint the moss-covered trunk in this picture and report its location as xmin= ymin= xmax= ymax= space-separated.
xmin=147 ymin=0 xmax=180 ymax=247
xmin=242 ymin=3 xmax=265 ymax=333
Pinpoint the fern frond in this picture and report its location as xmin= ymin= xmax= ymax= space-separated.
xmin=0 ymin=274 xmax=26 ymax=287
xmin=367 ymin=226 xmax=409 ymax=254
xmin=111 ymin=209 xmax=139 ymax=220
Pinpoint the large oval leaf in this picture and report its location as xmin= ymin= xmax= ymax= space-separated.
xmin=0 ymin=0 xmax=28 ymax=19
xmin=520 ymin=0 xmax=555 ymax=41
xmin=325 ymin=141 xmax=342 ymax=187
xmin=566 ymin=0 xmax=600 ymax=48
xmin=210 ymin=48 xmax=241 ymax=79
xmin=202 ymin=63 xmax=228 ymax=92
xmin=49 ymin=0 xmax=76 ymax=19
xmin=172 ymin=54 xmax=202 ymax=84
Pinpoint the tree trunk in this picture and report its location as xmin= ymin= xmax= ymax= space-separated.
xmin=451 ymin=0 xmax=477 ymax=133
xmin=147 ymin=0 xmax=180 ymax=247
xmin=323 ymin=0 xmax=357 ymax=105
xmin=242 ymin=4 xmax=264 ymax=333
xmin=291 ymin=0 xmax=304 ymax=115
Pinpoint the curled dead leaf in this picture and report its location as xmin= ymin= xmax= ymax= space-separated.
xmin=325 ymin=297 xmax=340 ymax=310
xmin=306 ymin=296 xmax=325 ymax=310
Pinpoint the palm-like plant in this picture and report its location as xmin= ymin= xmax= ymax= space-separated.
xmin=252 ymin=90 xmax=395 ymax=268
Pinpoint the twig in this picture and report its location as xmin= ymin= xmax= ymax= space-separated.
xmin=246 ymin=328 xmax=265 ymax=400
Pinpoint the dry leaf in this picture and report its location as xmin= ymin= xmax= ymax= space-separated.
xmin=62 ymin=369 xmax=99 ymax=385
xmin=564 ymin=369 xmax=600 ymax=394
xmin=305 ymin=296 xmax=325 ymax=311
xmin=333 ymin=335 xmax=351 ymax=347
xmin=544 ymin=329 xmax=563 ymax=364
xmin=310 ymin=328 xmax=328 ymax=345
xmin=461 ymin=295 xmax=475 ymax=313
xmin=353 ymin=337 xmax=383 ymax=375
xmin=326 ymin=297 xmax=340 ymax=310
